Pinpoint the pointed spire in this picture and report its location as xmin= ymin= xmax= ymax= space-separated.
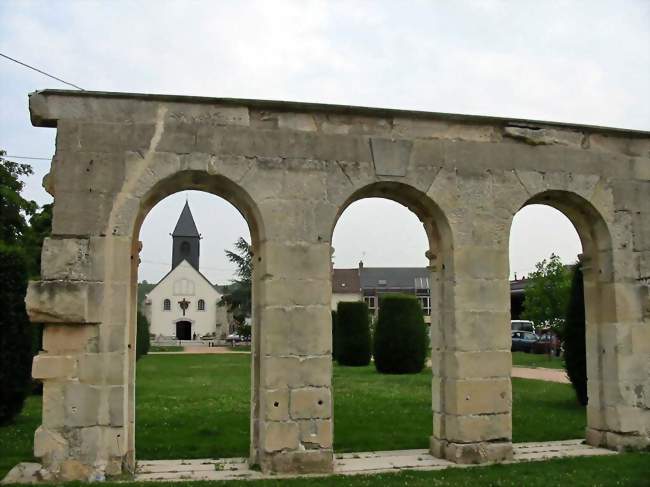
xmin=172 ymin=201 xmax=200 ymax=237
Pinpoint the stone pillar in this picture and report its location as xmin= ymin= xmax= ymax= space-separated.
xmin=26 ymin=235 xmax=132 ymax=481
xmin=584 ymin=255 xmax=650 ymax=450
xmin=255 ymin=240 xmax=333 ymax=473
xmin=430 ymin=242 xmax=513 ymax=463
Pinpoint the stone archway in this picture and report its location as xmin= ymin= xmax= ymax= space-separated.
xmin=25 ymin=89 xmax=649 ymax=480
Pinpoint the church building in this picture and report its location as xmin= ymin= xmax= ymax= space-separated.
xmin=144 ymin=202 xmax=228 ymax=340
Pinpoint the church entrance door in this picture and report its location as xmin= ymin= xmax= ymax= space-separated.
xmin=176 ymin=321 xmax=192 ymax=340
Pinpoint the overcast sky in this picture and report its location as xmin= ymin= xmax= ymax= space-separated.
xmin=1 ymin=1 xmax=648 ymax=284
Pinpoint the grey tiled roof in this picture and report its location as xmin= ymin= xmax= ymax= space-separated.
xmin=172 ymin=201 xmax=200 ymax=237
xmin=360 ymin=267 xmax=430 ymax=290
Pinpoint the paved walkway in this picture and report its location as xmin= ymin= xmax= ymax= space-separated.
xmin=512 ymin=366 xmax=569 ymax=383
xmin=134 ymin=439 xmax=616 ymax=482
xmin=150 ymin=346 xmax=251 ymax=355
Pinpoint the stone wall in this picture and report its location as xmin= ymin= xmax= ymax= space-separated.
xmin=25 ymin=89 xmax=650 ymax=480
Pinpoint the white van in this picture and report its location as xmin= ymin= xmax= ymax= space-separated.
xmin=511 ymin=320 xmax=535 ymax=333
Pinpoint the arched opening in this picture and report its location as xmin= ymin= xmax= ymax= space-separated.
xmin=329 ymin=182 xmax=452 ymax=453
xmin=125 ymin=172 xmax=264 ymax=469
xmin=508 ymin=190 xmax=613 ymax=445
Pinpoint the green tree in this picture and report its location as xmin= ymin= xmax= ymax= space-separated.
xmin=373 ymin=294 xmax=427 ymax=374
xmin=335 ymin=301 xmax=372 ymax=366
xmin=564 ymin=262 xmax=587 ymax=405
xmin=0 ymin=150 xmax=37 ymax=247
xmin=136 ymin=311 xmax=151 ymax=360
xmin=23 ymin=203 xmax=53 ymax=278
xmin=522 ymin=253 xmax=572 ymax=337
xmin=0 ymin=246 xmax=33 ymax=424
xmin=219 ymin=238 xmax=252 ymax=319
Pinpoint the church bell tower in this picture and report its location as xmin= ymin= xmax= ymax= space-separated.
xmin=171 ymin=201 xmax=201 ymax=270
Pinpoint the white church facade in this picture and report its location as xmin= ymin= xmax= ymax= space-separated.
xmin=144 ymin=202 xmax=229 ymax=340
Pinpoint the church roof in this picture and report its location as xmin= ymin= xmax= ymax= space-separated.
xmin=172 ymin=201 xmax=200 ymax=237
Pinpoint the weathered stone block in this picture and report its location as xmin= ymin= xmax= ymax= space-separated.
xmin=263 ymin=389 xmax=289 ymax=421
xmin=263 ymin=278 xmax=331 ymax=307
xmin=78 ymin=353 xmax=124 ymax=385
xmin=444 ymin=310 xmax=511 ymax=352
xmin=64 ymin=383 xmax=101 ymax=427
xmin=369 ymin=137 xmax=412 ymax=176
xmin=34 ymin=426 xmax=69 ymax=467
xmin=261 ymin=306 xmax=331 ymax=356
xmin=26 ymin=281 xmax=104 ymax=324
xmin=431 ymin=350 xmax=511 ymax=379
xmin=108 ymin=387 xmax=124 ymax=427
xmin=261 ymin=449 xmax=333 ymax=474
xmin=436 ymin=412 xmax=511 ymax=443
xmin=32 ymin=355 xmax=77 ymax=380
xmin=43 ymin=324 xmax=99 ymax=355
xmin=263 ymin=242 xmax=332 ymax=279
xmin=42 ymin=382 xmax=66 ymax=429
xmin=290 ymin=388 xmax=331 ymax=419
xmin=431 ymin=439 xmax=513 ymax=464
xmin=261 ymin=421 xmax=299 ymax=452
xmin=444 ymin=378 xmax=511 ymax=415
xmin=298 ymin=419 xmax=332 ymax=448
xmin=262 ymin=356 xmax=331 ymax=389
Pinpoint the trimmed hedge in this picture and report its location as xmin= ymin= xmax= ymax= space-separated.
xmin=373 ymin=294 xmax=427 ymax=374
xmin=331 ymin=310 xmax=337 ymax=359
xmin=136 ymin=311 xmax=150 ymax=360
xmin=564 ymin=262 xmax=587 ymax=405
xmin=0 ymin=246 xmax=33 ymax=424
xmin=335 ymin=302 xmax=371 ymax=366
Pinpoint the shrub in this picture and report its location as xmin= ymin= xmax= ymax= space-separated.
xmin=0 ymin=246 xmax=33 ymax=424
xmin=374 ymin=294 xmax=427 ymax=374
xmin=136 ymin=311 xmax=150 ymax=360
xmin=564 ymin=262 xmax=587 ymax=405
xmin=336 ymin=302 xmax=371 ymax=366
xmin=331 ymin=310 xmax=337 ymax=359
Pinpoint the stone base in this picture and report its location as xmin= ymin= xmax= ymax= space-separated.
xmin=259 ymin=450 xmax=333 ymax=474
xmin=430 ymin=437 xmax=513 ymax=464
xmin=586 ymin=428 xmax=650 ymax=451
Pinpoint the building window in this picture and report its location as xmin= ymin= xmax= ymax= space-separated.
xmin=197 ymin=299 xmax=205 ymax=311
xmin=163 ymin=299 xmax=171 ymax=311
xmin=418 ymin=296 xmax=431 ymax=316
xmin=364 ymin=296 xmax=377 ymax=312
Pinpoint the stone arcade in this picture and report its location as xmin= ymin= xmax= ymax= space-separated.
xmin=24 ymin=90 xmax=649 ymax=481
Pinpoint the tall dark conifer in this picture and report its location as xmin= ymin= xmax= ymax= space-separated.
xmin=564 ymin=262 xmax=588 ymax=406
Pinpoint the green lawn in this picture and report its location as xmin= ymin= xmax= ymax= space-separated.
xmin=512 ymin=351 xmax=564 ymax=369
xmin=1 ymin=354 xmax=587 ymax=480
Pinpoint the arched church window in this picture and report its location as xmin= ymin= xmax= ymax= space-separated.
xmin=180 ymin=240 xmax=191 ymax=257
xmin=163 ymin=299 xmax=171 ymax=311
xmin=198 ymin=299 xmax=205 ymax=311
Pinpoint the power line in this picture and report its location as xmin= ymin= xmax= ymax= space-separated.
xmin=0 ymin=52 xmax=84 ymax=90
xmin=4 ymin=155 xmax=51 ymax=161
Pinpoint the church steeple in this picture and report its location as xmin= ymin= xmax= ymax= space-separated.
xmin=171 ymin=201 xmax=201 ymax=270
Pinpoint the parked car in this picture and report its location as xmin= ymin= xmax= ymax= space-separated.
xmin=511 ymin=330 xmax=538 ymax=353
xmin=532 ymin=331 xmax=561 ymax=356
xmin=226 ymin=333 xmax=243 ymax=344
xmin=511 ymin=320 xmax=535 ymax=333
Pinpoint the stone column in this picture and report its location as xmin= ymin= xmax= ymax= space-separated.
xmin=255 ymin=238 xmax=334 ymax=473
xmin=430 ymin=241 xmax=513 ymax=463
xmin=27 ymin=234 xmax=132 ymax=480
xmin=584 ymin=256 xmax=650 ymax=450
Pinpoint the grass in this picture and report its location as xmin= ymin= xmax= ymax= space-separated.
xmin=2 ymin=354 xmax=588 ymax=480
xmin=0 ymin=396 xmax=40 ymax=479
xmin=512 ymin=351 xmax=564 ymax=369
xmin=149 ymin=345 xmax=184 ymax=352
